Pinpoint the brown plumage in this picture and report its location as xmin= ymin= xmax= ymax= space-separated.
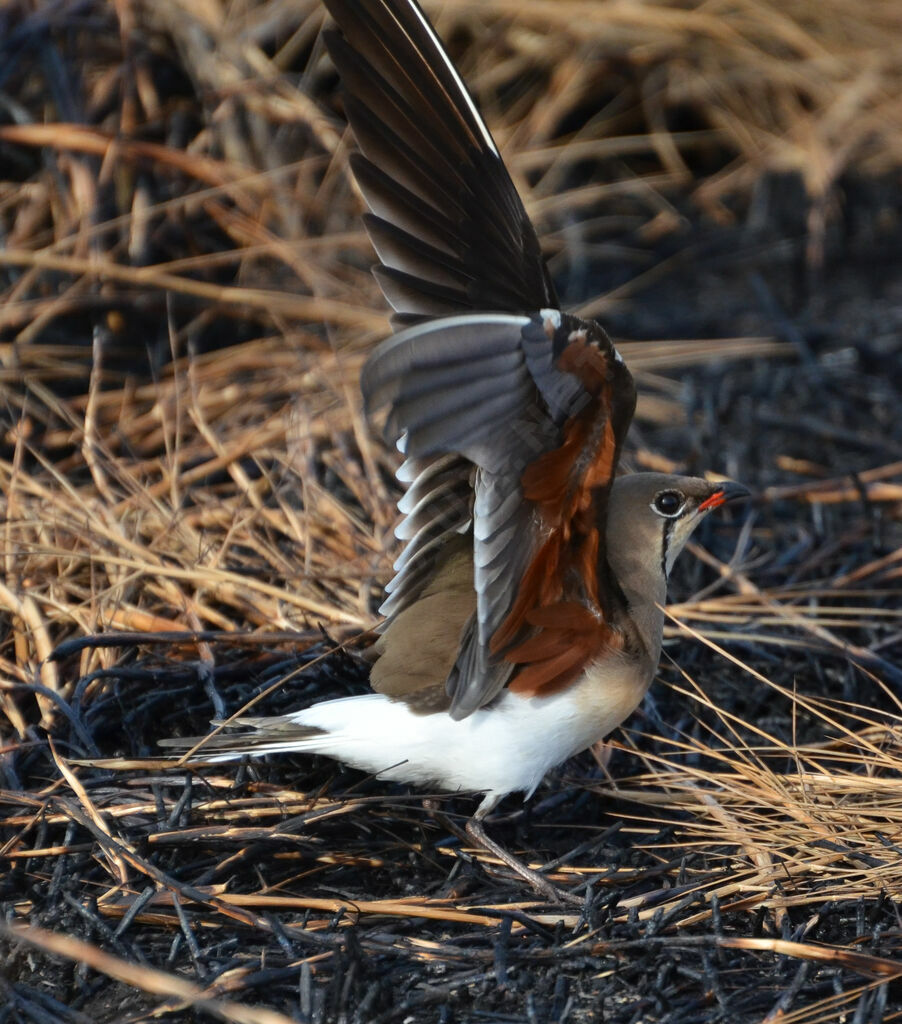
xmin=319 ymin=0 xmax=747 ymax=724
xmin=321 ymin=3 xmax=645 ymax=717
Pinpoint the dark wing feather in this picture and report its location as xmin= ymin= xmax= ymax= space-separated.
xmin=322 ymin=0 xmax=557 ymax=320
xmin=362 ymin=312 xmax=636 ymax=719
xmin=324 ymin=0 xmax=636 ymax=718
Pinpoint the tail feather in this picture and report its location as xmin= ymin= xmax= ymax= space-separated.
xmin=157 ymin=721 xmax=327 ymax=762
xmin=157 ymin=694 xmax=394 ymax=763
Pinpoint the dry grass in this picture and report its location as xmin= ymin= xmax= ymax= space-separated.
xmin=1 ymin=0 xmax=901 ymax=1020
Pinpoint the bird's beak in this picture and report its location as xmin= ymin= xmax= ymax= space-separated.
xmin=697 ymin=480 xmax=751 ymax=512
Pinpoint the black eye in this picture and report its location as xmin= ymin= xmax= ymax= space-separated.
xmin=652 ymin=490 xmax=684 ymax=517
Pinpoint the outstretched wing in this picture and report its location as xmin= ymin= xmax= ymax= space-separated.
xmin=324 ymin=0 xmax=636 ymax=718
xmin=363 ymin=311 xmax=636 ymax=719
xmin=322 ymin=0 xmax=557 ymax=321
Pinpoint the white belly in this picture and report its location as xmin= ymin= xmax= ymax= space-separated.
xmin=292 ymin=653 xmax=650 ymax=813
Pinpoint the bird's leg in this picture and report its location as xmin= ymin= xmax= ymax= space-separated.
xmin=465 ymin=815 xmax=580 ymax=906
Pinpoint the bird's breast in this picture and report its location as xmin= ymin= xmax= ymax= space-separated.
xmin=562 ymin=650 xmax=653 ymax=745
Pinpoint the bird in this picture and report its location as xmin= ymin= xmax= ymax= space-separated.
xmin=162 ymin=0 xmax=749 ymax=897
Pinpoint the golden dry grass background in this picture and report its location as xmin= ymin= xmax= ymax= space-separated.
xmin=1 ymin=0 xmax=902 ymax=1020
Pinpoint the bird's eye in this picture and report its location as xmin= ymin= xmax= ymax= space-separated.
xmin=652 ymin=490 xmax=685 ymax=518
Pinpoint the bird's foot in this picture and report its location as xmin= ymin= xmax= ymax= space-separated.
xmin=464 ymin=816 xmax=581 ymax=907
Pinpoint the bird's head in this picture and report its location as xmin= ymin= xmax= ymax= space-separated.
xmin=607 ymin=473 xmax=750 ymax=583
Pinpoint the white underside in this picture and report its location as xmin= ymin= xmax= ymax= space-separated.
xmin=211 ymin=660 xmax=647 ymax=814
